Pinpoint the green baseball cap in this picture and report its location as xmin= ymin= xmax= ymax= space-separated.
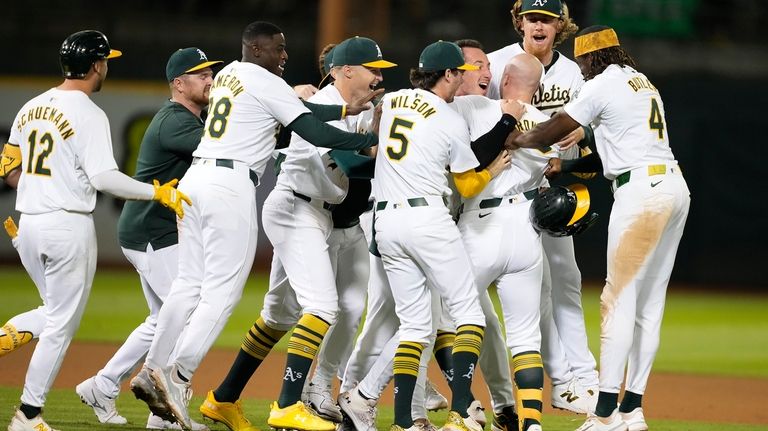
xmin=418 ymin=41 xmax=479 ymax=72
xmin=519 ymin=0 xmax=562 ymax=18
xmin=166 ymin=47 xmax=222 ymax=82
xmin=330 ymin=36 xmax=397 ymax=69
xmin=322 ymin=45 xmax=337 ymax=75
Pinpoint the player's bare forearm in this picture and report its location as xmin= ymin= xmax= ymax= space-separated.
xmin=506 ymin=111 xmax=581 ymax=150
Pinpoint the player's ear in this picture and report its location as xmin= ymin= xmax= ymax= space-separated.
xmin=556 ymin=18 xmax=565 ymax=32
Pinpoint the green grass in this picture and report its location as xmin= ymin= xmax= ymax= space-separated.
xmin=0 ymin=386 xmax=765 ymax=431
xmin=3 ymin=267 xmax=768 ymax=377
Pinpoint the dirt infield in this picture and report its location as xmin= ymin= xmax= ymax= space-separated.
xmin=2 ymin=342 xmax=766 ymax=425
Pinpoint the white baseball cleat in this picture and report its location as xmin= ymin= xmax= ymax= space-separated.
xmin=147 ymin=413 xmax=209 ymax=430
xmin=619 ymin=408 xmax=648 ymax=431
xmin=151 ymin=364 xmax=193 ymax=430
xmin=526 ymin=425 xmax=542 ymax=431
xmin=303 ymin=381 xmax=343 ymax=422
xmin=551 ymin=377 xmax=597 ymax=414
xmin=424 ymin=380 xmax=449 ymax=411
xmin=76 ymin=376 xmax=128 ymax=424
xmin=412 ymin=418 xmax=439 ymax=431
xmin=574 ymin=410 xmax=628 ymax=431
xmin=467 ymin=399 xmax=487 ymax=428
xmin=338 ymin=387 xmax=378 ymax=431
xmin=131 ymin=365 xmax=175 ymax=422
xmin=7 ymin=410 xmax=59 ymax=431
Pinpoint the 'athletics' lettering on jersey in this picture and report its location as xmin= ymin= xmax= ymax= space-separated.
xmin=532 ymin=84 xmax=571 ymax=112
xmin=627 ymin=76 xmax=658 ymax=93
xmin=16 ymin=106 xmax=74 ymax=139
xmin=389 ymin=95 xmax=437 ymax=119
xmin=212 ymin=74 xmax=245 ymax=98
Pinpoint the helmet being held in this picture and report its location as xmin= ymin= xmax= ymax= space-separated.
xmin=59 ymin=30 xmax=122 ymax=79
xmin=529 ymin=184 xmax=599 ymax=237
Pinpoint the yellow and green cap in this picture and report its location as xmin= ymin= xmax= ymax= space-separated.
xmin=330 ymin=36 xmax=397 ymax=69
xmin=418 ymin=40 xmax=479 ymax=72
xmin=166 ymin=47 xmax=223 ymax=82
xmin=520 ymin=0 xmax=562 ymax=18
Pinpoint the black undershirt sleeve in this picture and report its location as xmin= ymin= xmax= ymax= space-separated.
xmin=470 ymin=114 xmax=517 ymax=170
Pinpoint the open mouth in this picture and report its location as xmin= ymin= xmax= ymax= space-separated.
xmin=533 ymin=35 xmax=547 ymax=43
xmin=478 ymin=82 xmax=488 ymax=90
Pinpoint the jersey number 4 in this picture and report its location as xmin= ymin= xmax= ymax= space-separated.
xmin=649 ymin=98 xmax=666 ymax=140
xmin=206 ymin=97 xmax=232 ymax=139
xmin=26 ymin=130 xmax=54 ymax=176
xmin=386 ymin=117 xmax=414 ymax=161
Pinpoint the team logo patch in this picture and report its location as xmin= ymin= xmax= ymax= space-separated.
xmin=197 ymin=49 xmax=208 ymax=60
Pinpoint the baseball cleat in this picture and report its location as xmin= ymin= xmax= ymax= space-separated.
xmin=150 ymin=365 xmax=193 ymax=430
xmin=424 ymin=380 xmax=449 ymax=411
xmin=303 ymin=381 xmax=343 ymax=422
xmin=75 ymin=376 xmax=127 ymax=424
xmin=619 ymin=408 xmax=648 ymax=431
xmin=7 ymin=409 xmax=59 ymax=431
xmin=412 ymin=418 xmax=439 ymax=431
xmin=0 ymin=323 xmax=33 ymax=358
xmin=442 ymin=410 xmax=483 ymax=431
xmin=131 ymin=366 xmax=176 ymax=422
xmin=551 ymin=377 xmax=597 ymax=414
xmin=199 ymin=390 xmax=259 ymax=431
xmin=338 ymin=388 xmax=378 ymax=431
xmin=467 ymin=400 xmax=487 ymax=428
xmin=388 ymin=424 xmax=421 ymax=431
xmin=147 ymin=413 xmax=210 ymax=430
xmin=574 ymin=410 xmax=628 ymax=431
xmin=491 ymin=405 xmax=519 ymax=431
xmin=267 ymin=401 xmax=336 ymax=431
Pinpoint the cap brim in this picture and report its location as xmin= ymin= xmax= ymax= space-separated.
xmin=457 ymin=63 xmax=480 ymax=71
xmin=362 ymin=59 xmax=398 ymax=68
xmin=185 ymin=60 xmax=224 ymax=74
xmin=520 ymin=10 xmax=561 ymax=18
xmin=567 ymin=183 xmax=590 ymax=226
xmin=107 ymin=49 xmax=122 ymax=59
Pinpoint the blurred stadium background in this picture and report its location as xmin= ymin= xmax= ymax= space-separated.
xmin=0 ymin=0 xmax=766 ymax=288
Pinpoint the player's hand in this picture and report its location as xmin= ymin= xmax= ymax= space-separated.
xmin=500 ymin=99 xmax=525 ymax=120
xmin=488 ymin=150 xmax=511 ymax=178
xmin=347 ymin=88 xmax=386 ymax=116
xmin=152 ymin=179 xmax=192 ymax=219
xmin=544 ymin=158 xmax=563 ymax=179
xmin=555 ymin=126 xmax=585 ymax=151
xmin=293 ymin=84 xmax=318 ymax=100
xmin=0 ymin=143 xmax=22 ymax=178
xmin=3 ymin=216 xmax=18 ymax=239
xmin=371 ymin=101 xmax=383 ymax=136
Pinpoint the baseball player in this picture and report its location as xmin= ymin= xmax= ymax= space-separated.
xmin=508 ymin=25 xmax=691 ymax=431
xmin=454 ymin=52 xmax=584 ymax=431
xmin=0 ymin=30 xmax=189 ymax=431
xmin=373 ymin=40 xmax=522 ymax=431
xmin=488 ymin=0 xmax=602 ymax=414
xmin=71 ymin=47 xmax=221 ymax=430
xmin=197 ymin=36 xmax=392 ymax=431
xmin=130 ymin=21 xmax=378 ymax=430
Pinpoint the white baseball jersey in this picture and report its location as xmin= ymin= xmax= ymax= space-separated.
xmin=373 ymin=89 xmax=477 ymax=201
xmin=449 ymin=96 xmax=576 ymax=207
xmin=194 ymin=60 xmax=310 ymax=178
xmin=487 ymin=43 xmax=584 ymax=116
xmin=9 ymin=88 xmax=118 ymax=214
xmin=275 ymin=84 xmax=352 ymax=203
xmin=564 ymin=65 xmax=677 ymax=180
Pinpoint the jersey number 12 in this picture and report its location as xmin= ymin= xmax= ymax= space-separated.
xmin=26 ymin=130 xmax=54 ymax=176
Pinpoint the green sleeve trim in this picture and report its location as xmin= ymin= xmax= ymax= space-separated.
xmin=329 ymin=150 xmax=375 ymax=179
xmin=289 ymin=114 xmax=376 ymax=151
xmin=302 ymin=101 xmax=343 ymax=122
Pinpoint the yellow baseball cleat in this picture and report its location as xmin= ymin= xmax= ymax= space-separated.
xmin=442 ymin=410 xmax=483 ymax=431
xmin=267 ymin=401 xmax=336 ymax=431
xmin=0 ymin=323 xmax=33 ymax=358
xmin=199 ymin=391 xmax=259 ymax=431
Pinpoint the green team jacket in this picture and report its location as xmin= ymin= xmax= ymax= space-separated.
xmin=118 ymin=100 xmax=204 ymax=251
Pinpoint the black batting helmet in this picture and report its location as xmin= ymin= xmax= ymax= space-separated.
xmin=530 ymin=184 xmax=599 ymax=237
xmin=59 ymin=30 xmax=122 ymax=79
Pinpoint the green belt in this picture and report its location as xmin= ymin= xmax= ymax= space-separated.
xmin=376 ymin=196 xmax=447 ymax=211
xmin=292 ymin=191 xmax=337 ymax=211
xmin=614 ymin=164 xmax=669 ymax=190
xmin=193 ymin=157 xmax=259 ymax=187
xmin=478 ymin=189 xmax=538 ymax=209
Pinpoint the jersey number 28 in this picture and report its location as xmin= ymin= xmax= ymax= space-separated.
xmin=386 ymin=117 xmax=414 ymax=161
xmin=206 ymin=97 xmax=232 ymax=139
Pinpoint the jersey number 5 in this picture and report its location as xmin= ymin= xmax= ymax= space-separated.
xmin=386 ymin=117 xmax=414 ymax=161
xmin=26 ymin=130 xmax=54 ymax=176
xmin=649 ymin=98 xmax=666 ymax=140
xmin=207 ymin=97 xmax=232 ymax=139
